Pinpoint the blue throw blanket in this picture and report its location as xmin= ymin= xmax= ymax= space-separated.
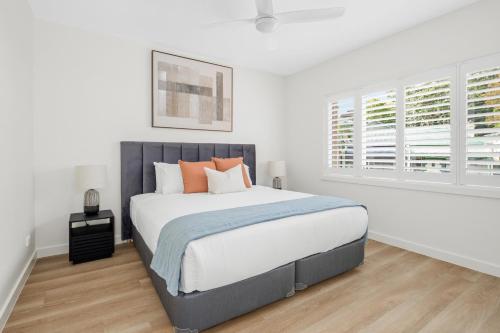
xmin=150 ymin=195 xmax=364 ymax=296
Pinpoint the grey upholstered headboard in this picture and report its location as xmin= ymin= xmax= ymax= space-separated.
xmin=120 ymin=141 xmax=256 ymax=240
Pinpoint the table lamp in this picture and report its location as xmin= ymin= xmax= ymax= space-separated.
xmin=268 ymin=161 xmax=286 ymax=190
xmin=75 ymin=165 xmax=107 ymax=215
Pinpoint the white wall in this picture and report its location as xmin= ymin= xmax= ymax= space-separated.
xmin=0 ymin=0 xmax=35 ymax=321
xmin=34 ymin=19 xmax=286 ymax=254
xmin=285 ymin=0 xmax=500 ymax=276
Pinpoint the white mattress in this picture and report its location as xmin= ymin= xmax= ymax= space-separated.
xmin=130 ymin=186 xmax=368 ymax=293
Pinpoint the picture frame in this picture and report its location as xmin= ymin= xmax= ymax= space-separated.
xmin=151 ymin=50 xmax=233 ymax=132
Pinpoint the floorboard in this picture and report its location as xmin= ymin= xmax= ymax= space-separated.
xmin=4 ymin=240 xmax=500 ymax=333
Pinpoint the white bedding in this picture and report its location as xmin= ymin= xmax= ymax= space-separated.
xmin=131 ymin=186 xmax=368 ymax=293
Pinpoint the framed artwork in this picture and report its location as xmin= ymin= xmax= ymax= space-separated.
xmin=152 ymin=50 xmax=233 ymax=131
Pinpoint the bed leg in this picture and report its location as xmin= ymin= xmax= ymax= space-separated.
xmin=173 ymin=326 xmax=198 ymax=333
xmin=286 ymin=288 xmax=295 ymax=298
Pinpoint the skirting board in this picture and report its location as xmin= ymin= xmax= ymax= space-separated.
xmin=368 ymin=230 xmax=500 ymax=278
xmin=37 ymin=235 xmax=125 ymax=258
xmin=0 ymin=250 xmax=37 ymax=331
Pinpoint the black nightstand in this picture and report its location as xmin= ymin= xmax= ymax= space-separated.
xmin=69 ymin=210 xmax=115 ymax=264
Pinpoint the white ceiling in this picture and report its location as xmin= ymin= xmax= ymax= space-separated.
xmin=28 ymin=0 xmax=480 ymax=76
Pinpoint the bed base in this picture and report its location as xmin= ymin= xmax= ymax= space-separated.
xmin=295 ymin=234 xmax=366 ymax=290
xmin=133 ymin=225 xmax=366 ymax=332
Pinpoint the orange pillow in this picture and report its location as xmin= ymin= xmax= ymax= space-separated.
xmin=212 ymin=157 xmax=252 ymax=188
xmin=179 ymin=160 xmax=216 ymax=193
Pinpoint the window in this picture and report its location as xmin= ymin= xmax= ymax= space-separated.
xmin=404 ymin=78 xmax=452 ymax=174
xmin=323 ymin=53 xmax=500 ymax=194
xmin=465 ymin=66 xmax=500 ymax=177
xmin=362 ymin=89 xmax=397 ymax=171
xmin=327 ymin=97 xmax=355 ymax=170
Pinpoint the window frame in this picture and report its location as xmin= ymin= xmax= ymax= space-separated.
xmin=459 ymin=53 xmax=500 ymax=188
xmin=323 ymin=91 xmax=358 ymax=176
xmin=322 ymin=53 xmax=500 ymax=195
xmin=359 ymin=82 xmax=400 ymax=179
xmin=400 ymin=66 xmax=457 ymax=184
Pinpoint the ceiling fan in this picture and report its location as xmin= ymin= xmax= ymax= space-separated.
xmin=209 ymin=0 xmax=346 ymax=34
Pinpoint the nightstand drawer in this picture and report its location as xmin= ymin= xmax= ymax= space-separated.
xmin=70 ymin=231 xmax=114 ymax=263
xmin=71 ymin=243 xmax=114 ymax=256
xmin=72 ymin=231 xmax=113 ymax=246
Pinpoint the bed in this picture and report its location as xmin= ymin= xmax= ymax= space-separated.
xmin=121 ymin=141 xmax=368 ymax=333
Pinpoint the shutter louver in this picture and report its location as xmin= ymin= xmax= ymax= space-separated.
xmin=327 ymin=98 xmax=355 ymax=169
xmin=404 ymin=78 xmax=452 ymax=173
xmin=362 ymin=90 xmax=397 ymax=170
xmin=466 ymin=67 xmax=500 ymax=176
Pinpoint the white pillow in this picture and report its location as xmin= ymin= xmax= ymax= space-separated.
xmin=154 ymin=162 xmax=165 ymax=193
xmin=243 ymin=164 xmax=252 ymax=187
xmin=154 ymin=162 xmax=184 ymax=194
xmin=204 ymin=165 xmax=247 ymax=194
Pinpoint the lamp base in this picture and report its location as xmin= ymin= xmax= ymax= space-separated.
xmin=272 ymin=177 xmax=282 ymax=190
xmin=84 ymin=189 xmax=100 ymax=215
xmin=84 ymin=205 xmax=99 ymax=215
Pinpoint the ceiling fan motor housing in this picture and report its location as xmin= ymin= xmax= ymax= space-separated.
xmin=256 ymin=16 xmax=279 ymax=33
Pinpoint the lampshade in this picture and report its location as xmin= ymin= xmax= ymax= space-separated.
xmin=75 ymin=165 xmax=107 ymax=190
xmin=268 ymin=161 xmax=286 ymax=177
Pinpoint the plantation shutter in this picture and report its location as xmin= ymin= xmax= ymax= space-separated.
xmin=404 ymin=78 xmax=452 ymax=174
xmin=361 ymin=89 xmax=397 ymax=170
xmin=327 ymin=97 xmax=355 ymax=169
xmin=465 ymin=67 xmax=500 ymax=176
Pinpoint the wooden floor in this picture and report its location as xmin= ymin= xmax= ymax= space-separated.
xmin=4 ymin=241 xmax=500 ymax=333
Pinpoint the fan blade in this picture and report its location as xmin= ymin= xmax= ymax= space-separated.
xmin=276 ymin=7 xmax=345 ymax=24
xmin=203 ymin=18 xmax=255 ymax=28
xmin=255 ymin=0 xmax=274 ymax=16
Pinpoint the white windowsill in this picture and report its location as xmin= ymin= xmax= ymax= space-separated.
xmin=321 ymin=174 xmax=500 ymax=199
